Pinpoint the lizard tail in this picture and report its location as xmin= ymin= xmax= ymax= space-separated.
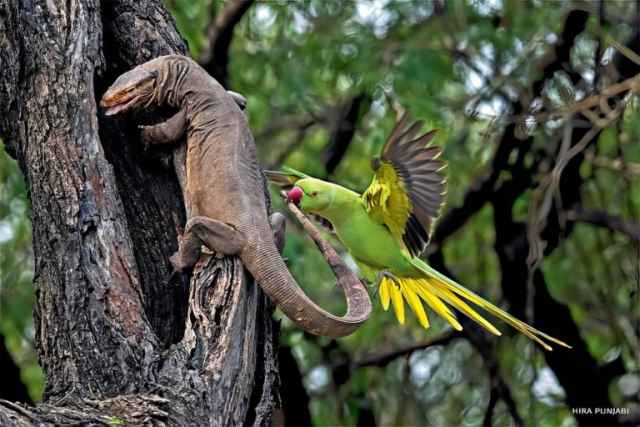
xmin=242 ymin=201 xmax=372 ymax=338
xmin=244 ymin=239 xmax=372 ymax=338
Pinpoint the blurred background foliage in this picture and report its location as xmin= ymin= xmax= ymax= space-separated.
xmin=1 ymin=0 xmax=639 ymax=425
xmin=0 ymin=140 xmax=42 ymax=403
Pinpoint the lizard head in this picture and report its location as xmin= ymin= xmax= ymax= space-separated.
xmin=288 ymin=178 xmax=337 ymax=214
xmin=100 ymin=66 xmax=159 ymax=116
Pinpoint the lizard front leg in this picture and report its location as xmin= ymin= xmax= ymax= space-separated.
xmin=140 ymin=90 xmax=245 ymax=147
xmin=139 ymin=109 xmax=187 ymax=148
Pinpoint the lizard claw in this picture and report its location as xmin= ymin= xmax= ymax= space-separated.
xmin=227 ymin=90 xmax=247 ymax=110
xmin=137 ymin=125 xmax=152 ymax=152
xmin=168 ymin=251 xmax=191 ymax=288
xmin=167 ymin=269 xmax=191 ymax=289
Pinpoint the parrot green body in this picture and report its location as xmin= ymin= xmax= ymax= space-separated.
xmin=289 ymin=176 xmax=571 ymax=351
xmin=299 ymin=180 xmax=417 ymax=280
xmin=268 ymin=114 xmax=570 ymax=350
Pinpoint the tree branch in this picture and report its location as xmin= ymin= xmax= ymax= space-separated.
xmin=482 ymin=386 xmax=499 ymax=427
xmin=323 ymin=93 xmax=371 ymax=176
xmin=200 ymin=0 xmax=255 ymax=88
xmin=587 ymin=153 xmax=640 ymax=177
xmin=426 ymin=13 xmax=608 ymax=427
xmin=484 ymin=9 xmax=640 ymax=425
xmin=430 ymin=9 xmax=591 ymax=253
xmin=429 ymin=165 xmax=501 ymax=251
xmin=567 ymin=207 xmax=640 ymax=240
xmin=261 ymin=117 xmax=318 ymax=169
xmin=427 ymin=252 xmax=524 ymax=427
xmin=276 ymin=347 xmax=312 ymax=427
xmin=349 ymin=330 xmax=459 ymax=369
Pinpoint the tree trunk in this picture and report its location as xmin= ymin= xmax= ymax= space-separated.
xmin=0 ymin=0 xmax=278 ymax=425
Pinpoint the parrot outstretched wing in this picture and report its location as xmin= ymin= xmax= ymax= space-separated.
xmin=361 ymin=111 xmax=446 ymax=257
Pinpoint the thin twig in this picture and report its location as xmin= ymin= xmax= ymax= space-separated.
xmin=567 ymin=207 xmax=640 ymax=241
xmin=586 ymin=152 xmax=640 ymax=177
xmin=200 ymin=0 xmax=254 ymax=86
xmin=350 ymin=330 xmax=460 ymax=369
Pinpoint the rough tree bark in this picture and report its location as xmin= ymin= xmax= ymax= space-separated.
xmin=0 ymin=0 xmax=278 ymax=425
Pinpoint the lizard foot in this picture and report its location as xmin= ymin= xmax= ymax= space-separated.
xmin=167 ymin=251 xmax=192 ymax=288
xmin=227 ymin=90 xmax=247 ymax=110
xmin=167 ymin=268 xmax=191 ymax=289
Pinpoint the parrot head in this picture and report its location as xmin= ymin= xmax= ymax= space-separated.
xmin=286 ymin=178 xmax=336 ymax=214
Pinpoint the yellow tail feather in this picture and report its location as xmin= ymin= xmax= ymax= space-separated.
xmin=412 ymin=260 xmax=572 ymax=350
xmin=413 ymin=280 xmax=463 ymax=331
xmin=401 ymin=281 xmax=430 ymax=329
xmin=426 ymin=281 xmax=502 ymax=337
xmin=379 ymin=277 xmax=391 ymax=311
xmin=376 ymin=262 xmax=571 ymax=350
xmin=390 ymin=280 xmax=405 ymax=324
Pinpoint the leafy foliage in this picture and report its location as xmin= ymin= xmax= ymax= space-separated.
xmin=0 ymin=140 xmax=43 ymax=401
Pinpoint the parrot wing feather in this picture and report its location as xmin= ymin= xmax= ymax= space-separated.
xmin=361 ymin=111 xmax=447 ymax=257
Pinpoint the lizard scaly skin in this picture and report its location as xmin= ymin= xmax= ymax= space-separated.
xmin=100 ymin=55 xmax=371 ymax=337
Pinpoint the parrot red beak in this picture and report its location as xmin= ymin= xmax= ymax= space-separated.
xmin=287 ymin=187 xmax=304 ymax=205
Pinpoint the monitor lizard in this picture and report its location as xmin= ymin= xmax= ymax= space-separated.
xmin=100 ymin=55 xmax=371 ymax=337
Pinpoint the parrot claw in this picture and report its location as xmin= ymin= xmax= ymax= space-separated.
xmin=374 ymin=270 xmax=400 ymax=286
xmin=367 ymin=281 xmax=380 ymax=298
xmin=365 ymin=271 xmax=400 ymax=299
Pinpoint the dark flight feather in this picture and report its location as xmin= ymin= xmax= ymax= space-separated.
xmin=381 ymin=112 xmax=447 ymax=256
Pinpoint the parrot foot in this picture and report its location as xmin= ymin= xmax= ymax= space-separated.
xmin=374 ymin=270 xmax=400 ymax=286
xmin=368 ymin=270 xmax=400 ymax=298
xmin=367 ymin=281 xmax=380 ymax=299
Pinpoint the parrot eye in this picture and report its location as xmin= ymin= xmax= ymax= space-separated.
xmin=311 ymin=191 xmax=318 ymax=197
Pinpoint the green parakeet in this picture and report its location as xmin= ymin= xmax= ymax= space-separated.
xmin=267 ymin=112 xmax=570 ymax=351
